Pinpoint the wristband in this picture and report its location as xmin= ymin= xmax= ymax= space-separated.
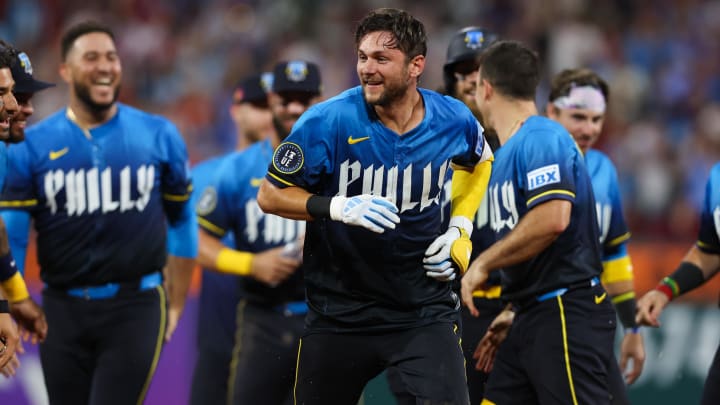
xmin=656 ymin=262 xmax=705 ymax=300
xmin=0 ymin=300 xmax=9 ymax=313
xmin=0 ymin=272 xmax=30 ymax=303
xmin=611 ymin=292 xmax=638 ymax=329
xmin=306 ymin=195 xmax=332 ymax=219
xmin=215 ymin=248 xmax=254 ymax=276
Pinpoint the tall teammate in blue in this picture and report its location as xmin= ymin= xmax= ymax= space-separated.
xmin=198 ymin=60 xmax=321 ymax=405
xmin=189 ymin=72 xmax=274 ymax=405
xmin=547 ymin=68 xmax=645 ymax=386
xmin=637 ymin=164 xmax=720 ymax=404
xmin=0 ymin=21 xmax=197 ymax=404
xmin=462 ymin=41 xmax=617 ymax=404
xmin=258 ymin=8 xmax=493 ymax=405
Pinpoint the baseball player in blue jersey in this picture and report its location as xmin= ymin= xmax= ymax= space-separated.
xmin=189 ymin=72 xmax=274 ymax=405
xmin=258 ymin=9 xmax=493 ymax=405
xmin=0 ymin=21 xmax=197 ymax=404
xmin=637 ymin=163 xmax=720 ymax=405
xmin=0 ymin=41 xmax=54 ymax=378
xmin=196 ymin=60 xmax=320 ymax=405
xmin=547 ymin=68 xmax=645 ymax=388
xmin=0 ymin=41 xmax=21 ymax=370
xmin=462 ymin=41 xmax=617 ymax=404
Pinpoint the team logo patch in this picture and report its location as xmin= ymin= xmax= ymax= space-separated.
xmin=285 ymin=61 xmax=308 ymax=82
xmin=260 ymin=72 xmax=274 ymax=92
xmin=18 ymin=52 xmax=33 ymax=74
xmin=196 ymin=187 xmax=218 ymax=216
xmin=464 ymin=31 xmax=485 ymax=50
xmin=272 ymin=142 xmax=304 ymax=174
xmin=527 ymin=164 xmax=560 ymax=191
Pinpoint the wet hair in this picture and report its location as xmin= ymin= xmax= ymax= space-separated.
xmin=0 ymin=39 xmax=18 ymax=69
xmin=61 ymin=20 xmax=115 ymax=61
xmin=548 ymin=68 xmax=609 ymax=103
xmin=354 ymin=8 xmax=427 ymax=61
xmin=477 ymin=40 xmax=539 ymax=100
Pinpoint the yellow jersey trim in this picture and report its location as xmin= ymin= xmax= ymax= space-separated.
xmin=526 ymin=190 xmax=575 ymax=206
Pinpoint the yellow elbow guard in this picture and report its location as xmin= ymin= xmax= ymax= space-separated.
xmin=450 ymin=160 xmax=492 ymax=224
xmin=0 ymin=272 xmax=30 ymax=303
xmin=601 ymin=255 xmax=634 ymax=284
xmin=215 ymin=248 xmax=254 ymax=276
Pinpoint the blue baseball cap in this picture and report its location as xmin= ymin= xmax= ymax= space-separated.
xmin=11 ymin=51 xmax=55 ymax=94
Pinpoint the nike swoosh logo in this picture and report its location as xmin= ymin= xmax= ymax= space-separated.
xmin=49 ymin=147 xmax=69 ymax=160
xmin=250 ymin=178 xmax=263 ymax=187
xmin=347 ymin=136 xmax=370 ymax=145
xmin=594 ymin=292 xmax=607 ymax=304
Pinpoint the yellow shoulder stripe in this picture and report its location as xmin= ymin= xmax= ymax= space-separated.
xmin=267 ymin=172 xmax=296 ymax=187
xmin=197 ymin=216 xmax=226 ymax=236
xmin=0 ymin=199 xmax=38 ymax=208
xmin=526 ymin=190 xmax=575 ymax=206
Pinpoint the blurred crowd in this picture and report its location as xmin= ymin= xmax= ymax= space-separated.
xmin=1 ymin=0 xmax=719 ymax=239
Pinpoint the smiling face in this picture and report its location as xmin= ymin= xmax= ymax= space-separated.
xmin=357 ymin=31 xmax=422 ymax=107
xmin=9 ymin=92 xmax=33 ymax=143
xmin=60 ymin=31 xmax=121 ymax=113
xmin=547 ymin=105 xmax=604 ymax=153
xmin=0 ymin=67 xmax=18 ymax=141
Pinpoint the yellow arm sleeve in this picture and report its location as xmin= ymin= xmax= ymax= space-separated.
xmin=0 ymin=271 xmax=30 ymax=303
xmin=450 ymin=160 xmax=492 ymax=230
xmin=215 ymin=248 xmax=254 ymax=276
xmin=601 ymin=255 xmax=634 ymax=284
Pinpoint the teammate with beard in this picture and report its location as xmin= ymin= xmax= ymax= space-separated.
xmin=0 ymin=41 xmax=54 ymax=378
xmin=189 ymin=72 xmax=274 ymax=405
xmin=196 ymin=60 xmax=320 ymax=405
xmin=0 ymin=21 xmax=197 ymax=404
xmin=258 ymin=9 xmax=493 ymax=404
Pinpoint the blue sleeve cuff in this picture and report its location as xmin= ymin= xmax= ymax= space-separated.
xmin=0 ymin=210 xmax=30 ymax=274
xmin=166 ymin=202 xmax=198 ymax=258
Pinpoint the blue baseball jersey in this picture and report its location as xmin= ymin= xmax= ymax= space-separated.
xmin=697 ymin=162 xmax=720 ymax=253
xmin=0 ymin=142 xmax=7 ymax=192
xmin=266 ymin=86 xmax=492 ymax=331
xmin=0 ymin=104 xmax=192 ymax=287
xmin=198 ymin=140 xmax=305 ymax=305
xmin=191 ymin=153 xmax=240 ymax=350
xmin=586 ymin=149 xmax=630 ymax=255
xmin=487 ymin=116 xmax=601 ymax=302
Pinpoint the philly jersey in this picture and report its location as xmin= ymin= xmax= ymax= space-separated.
xmin=266 ymin=86 xmax=493 ymax=332
xmin=487 ymin=116 xmax=601 ymax=302
xmin=197 ymin=140 xmax=305 ymax=306
xmin=0 ymin=104 xmax=192 ymax=287
xmin=586 ymin=149 xmax=630 ymax=254
xmin=697 ymin=162 xmax=720 ymax=253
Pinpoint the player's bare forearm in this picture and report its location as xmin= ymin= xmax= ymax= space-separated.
xmin=197 ymin=229 xmax=224 ymax=270
xmin=472 ymin=199 xmax=571 ymax=272
xmin=0 ymin=219 xmax=10 ymax=255
xmin=603 ymin=280 xmax=634 ymax=296
xmin=257 ymin=181 xmax=315 ymax=221
xmin=164 ymin=255 xmax=195 ymax=308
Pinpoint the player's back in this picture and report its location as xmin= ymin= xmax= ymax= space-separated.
xmin=488 ymin=115 xmax=602 ymax=303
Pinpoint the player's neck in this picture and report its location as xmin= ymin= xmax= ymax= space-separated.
xmin=373 ymin=89 xmax=423 ymax=135
xmin=492 ymin=99 xmax=537 ymax=145
xmin=67 ymin=99 xmax=117 ymax=130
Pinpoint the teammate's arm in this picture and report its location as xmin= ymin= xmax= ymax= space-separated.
xmin=462 ymin=199 xmax=571 ymax=315
xmin=197 ymin=228 xmax=299 ymax=286
xmin=637 ymin=245 xmax=720 ymax=327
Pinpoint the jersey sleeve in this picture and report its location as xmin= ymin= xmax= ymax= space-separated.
xmin=0 ymin=142 xmax=39 ymax=210
xmin=519 ymin=129 xmax=578 ymax=209
xmin=265 ymin=109 xmax=334 ymax=193
xmin=452 ymin=117 xmax=493 ymax=169
xmin=697 ymin=164 xmax=720 ymax=253
xmin=158 ymin=120 xmax=193 ymax=223
xmin=196 ymin=159 xmax=237 ymax=238
xmin=603 ymin=163 xmax=631 ymax=249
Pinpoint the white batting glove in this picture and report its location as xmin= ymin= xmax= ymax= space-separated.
xmin=329 ymin=195 xmax=400 ymax=233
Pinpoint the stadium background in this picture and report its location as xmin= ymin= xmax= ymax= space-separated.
xmin=1 ymin=0 xmax=720 ymax=403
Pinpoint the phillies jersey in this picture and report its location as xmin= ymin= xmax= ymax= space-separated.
xmin=586 ymin=149 xmax=630 ymax=253
xmin=697 ymin=162 xmax=720 ymax=253
xmin=0 ymin=104 xmax=192 ymax=287
xmin=197 ymin=140 xmax=305 ymax=305
xmin=487 ymin=115 xmax=601 ymax=302
xmin=266 ymin=86 xmax=492 ymax=332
